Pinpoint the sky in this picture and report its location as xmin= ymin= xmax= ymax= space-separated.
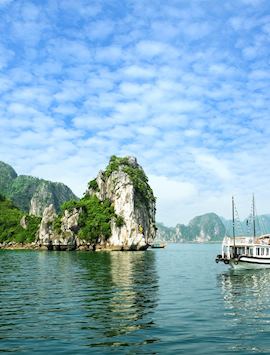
xmin=0 ymin=0 xmax=270 ymax=226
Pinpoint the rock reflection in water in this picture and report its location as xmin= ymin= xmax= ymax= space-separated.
xmin=77 ymin=251 xmax=159 ymax=349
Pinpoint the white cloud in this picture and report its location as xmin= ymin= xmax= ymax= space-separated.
xmin=136 ymin=40 xmax=178 ymax=59
xmin=122 ymin=65 xmax=157 ymax=79
xmin=136 ymin=126 xmax=160 ymax=136
xmin=194 ymin=153 xmax=233 ymax=181
xmin=149 ymin=175 xmax=198 ymax=225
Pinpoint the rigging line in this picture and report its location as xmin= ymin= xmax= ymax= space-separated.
xmin=260 ymin=216 xmax=267 ymax=235
xmin=234 ymin=205 xmax=244 ymax=236
xmin=247 ymin=204 xmax=253 ymax=236
xmin=255 ymin=204 xmax=265 ymax=235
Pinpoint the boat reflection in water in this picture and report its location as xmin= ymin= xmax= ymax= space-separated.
xmin=77 ymin=251 xmax=159 ymax=351
xmin=217 ymin=269 xmax=270 ymax=353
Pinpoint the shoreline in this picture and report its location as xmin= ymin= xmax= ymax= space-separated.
xmin=0 ymin=243 xmax=150 ymax=251
xmin=0 ymin=241 xmax=221 ymax=251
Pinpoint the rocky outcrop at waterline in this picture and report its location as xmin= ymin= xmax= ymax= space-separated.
xmin=36 ymin=156 xmax=157 ymax=251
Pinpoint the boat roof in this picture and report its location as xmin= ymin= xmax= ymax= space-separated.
xmin=258 ymin=234 xmax=270 ymax=239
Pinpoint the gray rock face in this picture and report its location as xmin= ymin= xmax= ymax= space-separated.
xmin=37 ymin=204 xmax=79 ymax=250
xmin=20 ymin=216 xmax=28 ymax=230
xmin=29 ymin=182 xmax=55 ymax=216
xmin=37 ymin=204 xmax=57 ymax=245
xmin=86 ymin=157 xmax=156 ymax=250
xmin=29 ymin=181 xmax=78 ymax=217
xmin=61 ymin=208 xmax=81 ymax=233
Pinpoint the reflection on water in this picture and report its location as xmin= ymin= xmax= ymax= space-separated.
xmin=217 ymin=270 xmax=270 ymax=353
xmin=0 ymin=250 xmax=158 ymax=353
xmin=77 ymin=251 xmax=159 ymax=349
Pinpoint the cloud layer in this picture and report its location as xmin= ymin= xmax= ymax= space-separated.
xmin=0 ymin=0 xmax=269 ymax=225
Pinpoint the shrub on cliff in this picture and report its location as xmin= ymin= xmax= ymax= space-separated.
xmin=88 ymin=179 xmax=99 ymax=191
xmin=57 ymin=195 xmax=116 ymax=243
xmin=78 ymin=196 xmax=114 ymax=242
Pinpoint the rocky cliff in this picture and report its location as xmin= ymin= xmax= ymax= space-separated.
xmin=0 ymin=161 xmax=78 ymax=216
xmin=37 ymin=156 xmax=156 ymax=251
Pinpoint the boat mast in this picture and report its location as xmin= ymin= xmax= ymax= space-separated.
xmin=252 ymin=194 xmax=256 ymax=240
xmin=232 ymin=196 xmax=236 ymax=256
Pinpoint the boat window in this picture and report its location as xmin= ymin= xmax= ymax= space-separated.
xmin=238 ymin=247 xmax=243 ymax=255
xmin=249 ymin=248 xmax=253 ymax=256
xmin=256 ymin=248 xmax=260 ymax=256
xmin=267 ymin=248 xmax=269 ymax=256
xmin=261 ymin=248 xmax=265 ymax=256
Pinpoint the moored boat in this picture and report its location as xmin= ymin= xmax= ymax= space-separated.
xmin=216 ymin=234 xmax=270 ymax=269
xmin=151 ymin=242 xmax=166 ymax=248
xmin=216 ymin=195 xmax=270 ymax=269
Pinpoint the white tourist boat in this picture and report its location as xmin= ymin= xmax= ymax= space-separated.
xmin=216 ymin=196 xmax=270 ymax=269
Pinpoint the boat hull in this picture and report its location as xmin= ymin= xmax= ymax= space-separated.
xmin=230 ymin=256 xmax=270 ymax=269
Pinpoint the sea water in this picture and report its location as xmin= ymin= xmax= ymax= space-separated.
xmin=1 ymin=244 xmax=270 ymax=354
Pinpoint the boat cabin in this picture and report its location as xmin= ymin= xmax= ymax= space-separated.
xmin=222 ymin=234 xmax=270 ymax=259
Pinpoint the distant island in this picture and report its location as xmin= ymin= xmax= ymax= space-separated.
xmin=156 ymin=213 xmax=270 ymax=243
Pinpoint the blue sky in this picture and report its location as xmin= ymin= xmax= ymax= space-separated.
xmin=0 ymin=0 xmax=270 ymax=226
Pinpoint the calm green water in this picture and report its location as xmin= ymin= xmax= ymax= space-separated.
xmin=1 ymin=244 xmax=270 ymax=354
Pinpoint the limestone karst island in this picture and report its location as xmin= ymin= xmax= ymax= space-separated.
xmin=0 ymin=156 xmax=156 ymax=251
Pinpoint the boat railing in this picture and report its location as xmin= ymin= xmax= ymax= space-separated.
xmin=223 ymin=235 xmax=270 ymax=246
xmin=223 ymin=236 xmax=253 ymax=246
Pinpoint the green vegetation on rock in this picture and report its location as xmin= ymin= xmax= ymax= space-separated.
xmin=0 ymin=161 xmax=17 ymax=194
xmin=8 ymin=175 xmax=41 ymax=212
xmin=52 ymin=215 xmax=62 ymax=234
xmin=78 ymin=196 xmax=115 ymax=242
xmin=88 ymin=179 xmax=99 ymax=191
xmin=115 ymin=215 xmax=125 ymax=228
xmin=61 ymin=199 xmax=80 ymax=212
xmin=105 ymin=156 xmax=130 ymax=177
xmin=57 ymin=195 xmax=117 ymax=243
xmin=0 ymin=193 xmax=41 ymax=243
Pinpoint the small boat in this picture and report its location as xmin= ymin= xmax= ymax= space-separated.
xmin=151 ymin=242 xmax=166 ymax=249
xmin=216 ymin=195 xmax=270 ymax=269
